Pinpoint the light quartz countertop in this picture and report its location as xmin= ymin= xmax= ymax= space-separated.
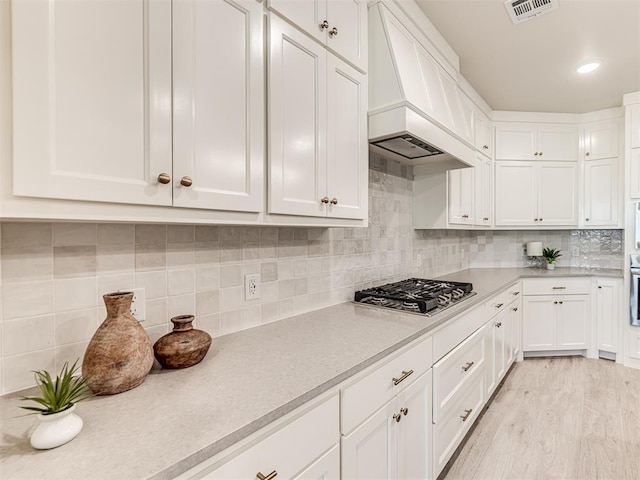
xmin=0 ymin=267 xmax=622 ymax=480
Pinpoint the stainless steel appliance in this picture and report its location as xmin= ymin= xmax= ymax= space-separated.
xmin=631 ymin=255 xmax=640 ymax=326
xmin=354 ymin=278 xmax=476 ymax=316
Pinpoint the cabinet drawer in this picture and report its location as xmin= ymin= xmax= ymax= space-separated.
xmin=433 ymin=325 xmax=486 ymax=422
xmin=433 ymin=371 xmax=485 ymax=477
xmin=433 ymin=305 xmax=485 ymax=361
xmin=523 ymin=277 xmax=591 ymax=295
xmin=341 ymin=335 xmax=433 ymax=435
xmin=484 ymin=282 xmax=521 ymax=319
xmin=202 ymin=395 xmax=339 ymax=479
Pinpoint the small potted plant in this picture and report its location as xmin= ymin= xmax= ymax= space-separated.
xmin=20 ymin=359 xmax=92 ymax=449
xmin=542 ymin=247 xmax=562 ymax=270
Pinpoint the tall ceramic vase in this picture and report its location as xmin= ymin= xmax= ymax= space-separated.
xmin=82 ymin=292 xmax=154 ymax=395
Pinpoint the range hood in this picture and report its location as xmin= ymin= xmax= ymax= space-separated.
xmin=368 ymin=3 xmax=475 ymax=170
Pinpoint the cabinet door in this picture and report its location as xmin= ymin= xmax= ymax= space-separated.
xmin=491 ymin=310 xmax=508 ymax=383
xmin=631 ymin=149 xmax=640 ymax=199
xmin=341 ymin=399 xmax=398 ymax=480
xmin=629 ymin=105 xmax=640 ymax=149
xmin=326 ymin=0 xmax=368 ymax=72
xmin=12 ymin=0 xmax=172 ymax=206
xmin=596 ymin=279 xmax=619 ymax=354
xmin=326 ymin=54 xmax=367 ymax=220
xmin=397 ymin=371 xmax=432 ymax=480
xmin=538 ymin=163 xmax=578 ymax=226
xmin=508 ymin=301 xmax=522 ymax=364
xmin=448 ymin=168 xmax=474 ymax=225
xmin=522 ymin=296 xmax=556 ymax=351
xmin=583 ymin=158 xmax=619 ymax=227
xmin=173 ymin=0 xmax=264 ymax=212
xmin=537 ymin=124 xmax=578 ymax=161
xmin=474 ymin=157 xmax=493 ymax=226
xmin=293 ymin=445 xmax=340 ymax=480
xmin=269 ymin=15 xmax=327 ymax=217
xmin=268 ymin=0 xmax=327 ymax=46
xmin=475 ymin=113 xmax=492 ymax=158
xmin=494 ymin=162 xmax=537 ymax=226
xmin=584 ymin=120 xmax=619 ymax=160
xmin=495 ymin=124 xmax=536 ymax=160
xmin=557 ymin=296 xmax=589 ymax=350
xmin=484 ymin=324 xmax=497 ymax=399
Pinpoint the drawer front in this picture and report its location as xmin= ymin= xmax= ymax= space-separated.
xmin=433 ymin=325 xmax=486 ymax=422
xmin=433 ymin=305 xmax=485 ymax=361
xmin=433 ymin=372 xmax=485 ymax=477
xmin=341 ymin=335 xmax=433 ymax=435
xmin=204 ymin=395 xmax=339 ymax=479
xmin=523 ymin=277 xmax=591 ymax=295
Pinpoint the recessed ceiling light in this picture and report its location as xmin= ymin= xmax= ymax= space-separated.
xmin=576 ymin=61 xmax=601 ymax=74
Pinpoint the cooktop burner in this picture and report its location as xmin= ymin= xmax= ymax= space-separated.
xmin=354 ymin=278 xmax=475 ymax=316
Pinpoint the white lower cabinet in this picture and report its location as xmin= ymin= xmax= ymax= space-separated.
xmin=595 ymin=278 xmax=621 ymax=355
xmin=193 ymin=395 xmax=339 ymax=480
xmin=341 ymin=370 xmax=433 ymax=480
xmin=522 ymin=278 xmax=591 ymax=353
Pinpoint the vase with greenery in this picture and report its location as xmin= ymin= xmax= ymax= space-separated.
xmin=542 ymin=247 xmax=562 ymax=270
xmin=20 ymin=359 xmax=92 ymax=449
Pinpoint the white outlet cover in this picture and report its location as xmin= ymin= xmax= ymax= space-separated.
xmin=245 ymin=274 xmax=260 ymax=301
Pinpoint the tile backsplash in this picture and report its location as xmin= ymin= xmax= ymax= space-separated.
xmin=0 ymin=156 xmax=623 ymax=394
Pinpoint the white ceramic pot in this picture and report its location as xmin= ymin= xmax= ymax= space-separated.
xmin=30 ymin=404 xmax=83 ymax=450
xmin=546 ymin=263 xmax=555 ymax=270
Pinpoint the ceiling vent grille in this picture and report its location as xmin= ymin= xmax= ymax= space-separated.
xmin=504 ymin=0 xmax=558 ymax=25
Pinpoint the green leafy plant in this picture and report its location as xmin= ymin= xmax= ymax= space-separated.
xmin=542 ymin=247 xmax=562 ymax=264
xmin=20 ymin=360 xmax=92 ymax=415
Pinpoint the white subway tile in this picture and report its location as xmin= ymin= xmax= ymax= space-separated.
xmin=3 ymin=281 xmax=54 ymax=320
xmin=194 ymin=313 xmax=220 ymax=338
xmin=54 ymin=277 xmax=98 ymax=312
xmin=144 ymin=297 xmax=168 ymax=327
xmin=54 ymin=341 xmax=89 ymax=372
xmin=135 ymin=271 xmax=168 ymax=300
xmin=220 ymin=264 xmax=242 ymax=288
xmin=241 ymin=305 xmax=261 ymax=329
xmin=97 ymin=244 xmax=135 ymax=273
xmin=167 ymin=268 xmax=195 ymax=296
xmin=220 ymin=310 xmax=242 ymax=335
xmin=54 ymin=246 xmax=97 ymax=278
xmin=196 ymin=266 xmax=220 ymax=292
xmin=220 ymin=286 xmax=242 ymax=312
xmin=53 ymin=223 xmax=97 ymax=246
xmin=55 ymin=308 xmax=99 ymax=345
xmin=4 ymin=315 xmax=55 ymax=356
xmin=97 ymin=223 xmax=135 ymax=245
xmin=2 ymin=223 xmax=52 ymax=247
xmin=168 ymin=294 xmax=195 ymax=319
xmin=1 ymin=246 xmax=53 ymax=283
xmin=3 ymin=349 xmax=55 ymax=393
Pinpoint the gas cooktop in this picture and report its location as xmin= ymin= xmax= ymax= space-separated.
xmin=354 ymin=278 xmax=475 ymax=316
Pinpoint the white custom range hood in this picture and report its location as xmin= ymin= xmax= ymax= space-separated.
xmin=368 ymin=3 xmax=475 ymax=170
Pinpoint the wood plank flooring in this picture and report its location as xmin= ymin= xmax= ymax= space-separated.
xmin=443 ymin=357 xmax=640 ymax=480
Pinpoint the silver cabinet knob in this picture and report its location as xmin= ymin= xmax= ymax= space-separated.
xmin=157 ymin=173 xmax=171 ymax=184
xmin=321 ymin=196 xmax=329 ymax=204
xmin=319 ymin=20 xmax=329 ymax=30
xmin=330 ymin=198 xmax=338 ymax=205
xmin=329 ymin=27 xmax=338 ymax=36
xmin=585 ymin=218 xmax=590 ymax=222
xmin=180 ymin=176 xmax=193 ymax=187
xmin=534 ymin=152 xmax=539 ymax=156
xmin=586 ymin=152 xmax=590 ymax=157
xmin=539 ymin=152 xmax=543 ymax=156
xmin=393 ymin=413 xmax=402 ymax=423
xmin=400 ymin=407 xmax=408 ymax=416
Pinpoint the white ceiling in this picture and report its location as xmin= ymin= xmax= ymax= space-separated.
xmin=414 ymin=0 xmax=640 ymax=113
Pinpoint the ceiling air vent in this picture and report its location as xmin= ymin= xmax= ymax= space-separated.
xmin=504 ymin=0 xmax=558 ymax=25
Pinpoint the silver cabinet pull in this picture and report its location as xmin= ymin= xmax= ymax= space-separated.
xmin=513 ymin=291 xmax=520 ymax=296
xmin=321 ymin=196 xmax=329 ymax=204
xmin=329 ymin=27 xmax=338 ymax=36
xmin=512 ymin=307 xmax=518 ymax=312
xmin=539 ymin=218 xmax=543 ymax=221
xmin=330 ymin=198 xmax=338 ymax=205
xmin=483 ymin=217 xmax=489 ymax=221
xmin=586 ymin=152 xmax=590 ymax=156
xmin=157 ymin=173 xmax=171 ymax=184
xmin=257 ymin=471 xmax=277 ymax=480
xmin=495 ymin=322 xmax=502 ymax=328
xmin=534 ymin=152 xmax=539 ymax=156
xmin=460 ymin=408 xmax=473 ymax=421
xmin=393 ymin=413 xmax=402 ymax=423
xmin=461 ymin=361 xmax=474 ymax=372
xmin=392 ymin=369 xmax=413 ymax=386
xmin=585 ymin=218 xmax=590 ymax=222
xmin=559 ymin=301 xmax=563 ymax=305
xmin=552 ymin=286 xmax=566 ymax=290
xmin=495 ymin=303 xmax=504 ymax=309
xmin=180 ymin=176 xmax=193 ymax=187
xmin=400 ymin=407 xmax=408 ymax=416
xmin=319 ymin=20 xmax=329 ymax=30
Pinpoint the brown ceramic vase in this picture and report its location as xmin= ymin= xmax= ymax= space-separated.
xmin=82 ymin=292 xmax=154 ymax=395
xmin=153 ymin=315 xmax=212 ymax=369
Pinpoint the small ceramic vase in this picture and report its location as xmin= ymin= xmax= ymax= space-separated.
xmin=30 ymin=404 xmax=83 ymax=450
xmin=153 ymin=315 xmax=212 ymax=369
xmin=547 ymin=263 xmax=555 ymax=270
xmin=82 ymin=292 xmax=154 ymax=395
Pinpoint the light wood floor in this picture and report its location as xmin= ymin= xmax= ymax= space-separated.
xmin=443 ymin=357 xmax=640 ymax=480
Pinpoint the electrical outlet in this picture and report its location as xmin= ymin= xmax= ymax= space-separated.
xmin=245 ymin=274 xmax=260 ymax=301
xmin=129 ymin=287 xmax=146 ymax=321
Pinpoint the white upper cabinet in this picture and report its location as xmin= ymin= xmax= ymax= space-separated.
xmin=495 ymin=123 xmax=578 ymax=161
xmin=495 ymin=161 xmax=578 ymax=227
xmin=12 ymin=0 xmax=265 ymax=214
xmin=629 ymin=104 xmax=640 ymax=148
xmin=12 ymin=0 xmax=173 ymax=206
xmin=172 ymin=0 xmax=264 ymax=212
xmin=583 ymin=157 xmax=619 ymax=227
xmin=268 ymin=0 xmax=367 ymax=72
xmin=475 ymin=111 xmax=493 ymax=158
xmin=268 ymin=15 xmax=367 ymax=220
xmin=474 ymin=156 xmax=493 ymax=227
xmin=583 ymin=120 xmax=619 ymax=160
xmin=448 ymin=168 xmax=474 ymax=226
